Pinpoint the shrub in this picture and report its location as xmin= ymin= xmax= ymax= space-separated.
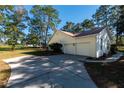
xmin=49 ymin=43 xmax=63 ymax=53
xmin=110 ymin=44 xmax=117 ymax=54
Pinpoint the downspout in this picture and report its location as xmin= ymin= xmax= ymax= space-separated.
xmin=75 ymin=37 xmax=77 ymax=55
xmin=95 ymin=35 xmax=97 ymax=58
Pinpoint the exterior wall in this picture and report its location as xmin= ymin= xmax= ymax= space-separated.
xmin=96 ymin=29 xmax=111 ymax=58
xmin=48 ymin=31 xmax=75 ymax=51
xmin=48 ymin=31 xmax=75 ymax=44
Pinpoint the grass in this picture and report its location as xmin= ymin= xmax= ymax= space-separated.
xmin=117 ymin=46 xmax=124 ymax=52
xmin=0 ymin=45 xmax=25 ymax=51
xmin=84 ymin=46 xmax=124 ymax=88
xmin=0 ymin=46 xmax=43 ymax=87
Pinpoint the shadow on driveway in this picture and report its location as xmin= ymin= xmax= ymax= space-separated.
xmin=4 ymin=55 xmax=96 ymax=88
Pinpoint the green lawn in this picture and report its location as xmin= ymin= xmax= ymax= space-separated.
xmin=0 ymin=45 xmax=25 ymax=51
xmin=118 ymin=46 xmax=124 ymax=52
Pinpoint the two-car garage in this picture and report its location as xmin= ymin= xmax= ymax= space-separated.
xmin=63 ymin=42 xmax=91 ymax=57
xmin=48 ymin=30 xmax=96 ymax=57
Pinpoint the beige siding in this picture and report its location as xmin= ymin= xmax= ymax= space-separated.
xmin=49 ymin=31 xmax=75 ymax=44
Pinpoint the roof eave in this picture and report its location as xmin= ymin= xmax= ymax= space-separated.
xmin=74 ymin=33 xmax=98 ymax=38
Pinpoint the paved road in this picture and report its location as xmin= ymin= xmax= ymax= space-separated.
xmin=4 ymin=54 xmax=97 ymax=88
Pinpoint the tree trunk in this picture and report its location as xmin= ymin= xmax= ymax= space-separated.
xmin=44 ymin=26 xmax=48 ymax=48
xmin=11 ymin=31 xmax=16 ymax=51
xmin=39 ymin=30 xmax=42 ymax=49
xmin=39 ymin=21 xmax=42 ymax=49
xmin=11 ymin=44 xmax=15 ymax=51
xmin=44 ymin=17 xmax=50 ymax=48
xmin=116 ymin=33 xmax=119 ymax=47
xmin=119 ymin=35 xmax=122 ymax=45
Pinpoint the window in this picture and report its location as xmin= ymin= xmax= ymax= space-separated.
xmin=73 ymin=43 xmax=75 ymax=46
xmin=107 ymin=41 xmax=110 ymax=50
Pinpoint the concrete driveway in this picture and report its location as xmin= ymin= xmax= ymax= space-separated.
xmin=4 ymin=54 xmax=97 ymax=88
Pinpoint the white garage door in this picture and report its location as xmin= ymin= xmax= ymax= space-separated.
xmin=63 ymin=43 xmax=75 ymax=54
xmin=76 ymin=42 xmax=90 ymax=56
xmin=63 ymin=42 xmax=91 ymax=56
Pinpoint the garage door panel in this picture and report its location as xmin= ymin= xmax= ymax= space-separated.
xmin=64 ymin=44 xmax=75 ymax=54
xmin=76 ymin=42 xmax=90 ymax=56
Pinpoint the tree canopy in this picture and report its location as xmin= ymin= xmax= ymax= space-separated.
xmin=27 ymin=5 xmax=60 ymax=47
xmin=0 ymin=6 xmax=28 ymax=50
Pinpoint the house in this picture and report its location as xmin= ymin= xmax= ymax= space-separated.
xmin=48 ymin=27 xmax=112 ymax=58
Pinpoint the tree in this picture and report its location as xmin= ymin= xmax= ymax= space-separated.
xmin=26 ymin=32 xmax=39 ymax=47
xmin=30 ymin=5 xmax=46 ymax=48
xmin=73 ymin=23 xmax=83 ymax=33
xmin=61 ymin=21 xmax=75 ymax=32
xmin=61 ymin=20 xmax=94 ymax=33
xmin=81 ymin=19 xmax=94 ymax=30
xmin=27 ymin=18 xmax=44 ymax=47
xmin=61 ymin=22 xmax=84 ymax=33
xmin=92 ymin=10 xmax=101 ymax=27
xmin=92 ymin=5 xmax=122 ymax=45
xmin=42 ymin=6 xmax=60 ymax=46
xmin=0 ymin=6 xmax=13 ymax=23
xmin=115 ymin=6 xmax=124 ymax=45
xmin=92 ymin=6 xmax=109 ymax=27
xmin=61 ymin=19 xmax=94 ymax=33
xmin=0 ymin=6 xmax=14 ymax=44
xmin=30 ymin=5 xmax=60 ymax=48
xmin=4 ymin=6 xmax=28 ymax=50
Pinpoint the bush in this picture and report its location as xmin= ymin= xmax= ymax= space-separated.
xmin=16 ymin=45 xmax=25 ymax=49
xmin=110 ymin=44 xmax=117 ymax=54
xmin=49 ymin=43 xmax=63 ymax=53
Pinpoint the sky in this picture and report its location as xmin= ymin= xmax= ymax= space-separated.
xmin=24 ymin=5 xmax=99 ymax=34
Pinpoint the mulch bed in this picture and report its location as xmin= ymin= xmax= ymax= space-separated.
xmin=86 ymin=53 xmax=114 ymax=61
xmin=84 ymin=56 xmax=124 ymax=88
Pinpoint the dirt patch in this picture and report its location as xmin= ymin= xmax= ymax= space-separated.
xmin=0 ymin=61 xmax=11 ymax=87
xmin=84 ymin=56 xmax=124 ymax=88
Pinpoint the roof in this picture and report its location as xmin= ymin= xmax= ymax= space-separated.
xmin=60 ymin=27 xmax=105 ymax=37
xmin=60 ymin=30 xmax=76 ymax=36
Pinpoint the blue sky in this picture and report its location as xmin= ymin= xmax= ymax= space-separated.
xmin=24 ymin=5 xmax=99 ymax=34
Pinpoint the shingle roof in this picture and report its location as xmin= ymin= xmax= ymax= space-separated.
xmin=60 ymin=27 xmax=105 ymax=37
xmin=75 ymin=27 xmax=105 ymax=37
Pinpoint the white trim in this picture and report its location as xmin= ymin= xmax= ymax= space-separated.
xmin=74 ymin=34 xmax=97 ymax=39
